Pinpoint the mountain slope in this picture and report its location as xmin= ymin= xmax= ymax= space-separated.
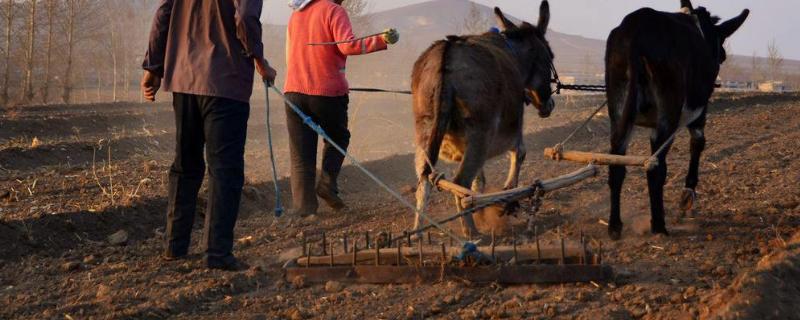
xmin=263 ymin=0 xmax=798 ymax=88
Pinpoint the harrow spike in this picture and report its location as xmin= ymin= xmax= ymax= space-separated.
xmin=512 ymin=227 xmax=518 ymax=265
xmin=491 ymin=230 xmax=496 ymax=261
xmin=375 ymin=241 xmax=380 ymax=266
xmin=322 ymin=231 xmax=327 ymax=255
xmin=535 ymin=225 xmax=541 ymax=264
xmin=396 ymin=243 xmax=402 ymax=266
xmin=581 ymin=230 xmax=588 ymax=265
xmin=329 ymin=242 xmax=334 ymax=267
xmin=418 ymin=236 xmax=424 ymax=266
xmin=302 ymin=233 xmax=308 ymax=256
xmin=352 ymin=241 xmax=358 ymax=266
xmin=559 ymin=226 xmax=566 ymax=265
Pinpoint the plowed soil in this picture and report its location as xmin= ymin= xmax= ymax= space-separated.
xmin=1 ymin=92 xmax=798 ymax=319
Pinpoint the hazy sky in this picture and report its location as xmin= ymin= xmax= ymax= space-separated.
xmin=263 ymin=0 xmax=800 ymax=60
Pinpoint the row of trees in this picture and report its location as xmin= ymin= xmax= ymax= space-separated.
xmin=1 ymin=0 xmax=373 ymax=108
xmin=719 ymin=39 xmax=789 ymax=87
xmin=1 ymin=0 xmax=157 ymax=107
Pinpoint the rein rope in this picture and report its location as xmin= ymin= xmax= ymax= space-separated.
xmin=549 ymin=61 xmax=607 ymax=94
xmin=349 ymin=87 xmax=412 ymax=95
xmin=264 ymin=83 xmax=285 ymax=217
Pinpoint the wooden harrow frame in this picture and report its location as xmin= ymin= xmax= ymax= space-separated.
xmin=284 ymin=165 xmax=613 ymax=285
xmin=284 ymin=229 xmax=611 ymax=284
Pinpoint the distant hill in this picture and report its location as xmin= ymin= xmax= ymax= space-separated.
xmin=263 ymin=0 xmax=799 ymax=89
xmin=369 ymin=0 xmax=606 ymax=77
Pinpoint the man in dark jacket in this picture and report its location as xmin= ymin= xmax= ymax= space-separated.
xmin=141 ymin=0 xmax=276 ymax=270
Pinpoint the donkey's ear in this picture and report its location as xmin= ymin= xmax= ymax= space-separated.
xmin=494 ymin=7 xmax=516 ymax=31
xmin=680 ymin=0 xmax=694 ymax=12
xmin=538 ymin=0 xmax=550 ymax=35
xmin=718 ymin=9 xmax=749 ymax=39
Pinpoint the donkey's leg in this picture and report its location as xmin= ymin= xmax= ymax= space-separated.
xmin=413 ymin=147 xmax=432 ymax=231
xmin=471 ymin=170 xmax=486 ymax=193
xmin=502 ymin=140 xmax=527 ymax=214
xmin=607 ymin=69 xmax=639 ymax=240
xmin=608 ymin=122 xmax=633 ymax=240
xmin=503 ymin=140 xmax=527 ymax=190
xmin=681 ymin=118 xmax=706 ymax=217
xmin=453 ymin=134 xmax=489 ymax=238
xmin=647 ymin=124 xmax=677 ymax=235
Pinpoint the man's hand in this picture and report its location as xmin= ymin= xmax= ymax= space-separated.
xmin=141 ymin=70 xmax=161 ymax=102
xmin=255 ymin=58 xmax=277 ymax=85
xmin=382 ymin=28 xmax=400 ymax=45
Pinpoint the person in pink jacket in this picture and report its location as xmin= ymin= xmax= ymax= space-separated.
xmin=284 ymin=0 xmax=399 ymax=217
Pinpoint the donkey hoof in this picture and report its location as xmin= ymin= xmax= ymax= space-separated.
xmin=680 ymin=188 xmax=697 ymax=216
xmin=651 ymin=225 xmax=670 ymax=236
xmin=608 ymin=224 xmax=623 ymax=240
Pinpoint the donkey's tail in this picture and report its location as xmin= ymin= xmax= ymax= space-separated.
xmin=421 ymin=38 xmax=456 ymax=178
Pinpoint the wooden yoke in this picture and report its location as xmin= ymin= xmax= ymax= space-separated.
xmin=544 ymin=147 xmax=650 ymax=167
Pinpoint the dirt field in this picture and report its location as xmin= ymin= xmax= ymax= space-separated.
xmin=1 ymin=92 xmax=798 ymax=319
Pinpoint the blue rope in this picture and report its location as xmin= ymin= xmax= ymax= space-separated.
xmin=263 ymin=82 xmax=284 ymax=217
xmin=266 ymin=83 xmax=471 ymax=247
xmin=454 ymin=242 xmax=493 ymax=264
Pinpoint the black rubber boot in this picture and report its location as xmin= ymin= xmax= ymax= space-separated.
xmin=316 ymin=171 xmax=346 ymax=211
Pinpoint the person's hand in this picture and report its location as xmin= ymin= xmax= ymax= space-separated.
xmin=255 ymin=58 xmax=277 ymax=85
xmin=141 ymin=70 xmax=161 ymax=102
xmin=382 ymin=28 xmax=399 ymax=45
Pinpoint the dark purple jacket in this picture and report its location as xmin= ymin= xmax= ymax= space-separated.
xmin=143 ymin=0 xmax=264 ymax=103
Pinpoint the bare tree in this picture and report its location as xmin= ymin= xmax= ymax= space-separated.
xmin=42 ymin=0 xmax=57 ymax=104
xmin=341 ymin=0 xmax=372 ymax=32
xmin=750 ymin=51 xmax=762 ymax=83
xmin=2 ymin=0 xmax=14 ymax=105
xmin=21 ymin=0 xmax=38 ymax=102
xmin=767 ymin=39 xmax=784 ymax=81
xmin=719 ymin=42 xmax=742 ymax=83
xmin=105 ymin=1 xmax=118 ymax=102
xmin=62 ymin=0 xmax=76 ymax=103
xmin=461 ymin=2 xmax=492 ymax=35
xmin=62 ymin=0 xmax=103 ymax=104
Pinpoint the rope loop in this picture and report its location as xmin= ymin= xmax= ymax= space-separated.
xmin=263 ymin=82 xmax=285 ymax=217
xmin=551 ymin=143 xmax=564 ymax=161
xmin=428 ymin=171 xmax=447 ymax=191
xmin=644 ymin=156 xmax=659 ymax=171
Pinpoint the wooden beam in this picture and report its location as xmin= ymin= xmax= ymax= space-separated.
xmin=539 ymin=164 xmax=599 ymax=192
xmin=294 ymin=243 xmax=591 ymax=266
xmin=544 ymin=147 xmax=649 ymax=167
xmin=461 ymin=165 xmax=597 ymax=208
xmin=435 ymin=179 xmax=476 ymax=198
xmin=285 ymin=264 xmax=614 ymax=284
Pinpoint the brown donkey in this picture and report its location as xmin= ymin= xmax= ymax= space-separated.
xmin=411 ymin=1 xmax=556 ymax=238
